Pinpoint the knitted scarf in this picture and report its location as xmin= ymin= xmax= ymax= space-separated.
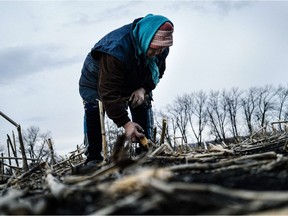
xmin=132 ymin=14 xmax=171 ymax=85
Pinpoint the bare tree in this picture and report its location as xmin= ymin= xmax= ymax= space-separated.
xmin=223 ymin=87 xmax=242 ymax=141
xmin=188 ymin=91 xmax=208 ymax=146
xmin=22 ymin=126 xmax=51 ymax=162
xmin=172 ymin=94 xmax=191 ymax=144
xmin=275 ymin=84 xmax=288 ymax=121
xmin=255 ymin=85 xmax=276 ymax=130
xmin=162 ymin=95 xmax=190 ymax=150
xmin=23 ymin=126 xmax=40 ymax=159
xmin=207 ymin=90 xmax=228 ymax=142
xmin=155 ymin=109 xmax=173 ymax=146
xmin=241 ymin=87 xmax=258 ymax=135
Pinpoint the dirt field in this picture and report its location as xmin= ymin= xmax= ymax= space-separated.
xmin=1 ymin=131 xmax=288 ymax=215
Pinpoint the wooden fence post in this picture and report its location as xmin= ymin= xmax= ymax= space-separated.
xmin=1 ymin=153 xmax=4 ymax=182
xmin=12 ymin=131 xmax=18 ymax=158
xmin=6 ymin=141 xmax=11 ymax=166
xmin=7 ymin=134 xmax=19 ymax=167
xmin=160 ymin=118 xmax=167 ymax=145
xmin=17 ymin=125 xmax=28 ymax=171
xmin=77 ymin=145 xmax=83 ymax=161
xmin=0 ymin=111 xmax=28 ymax=171
xmin=47 ymin=138 xmax=56 ymax=165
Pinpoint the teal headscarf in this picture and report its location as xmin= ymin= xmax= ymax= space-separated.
xmin=132 ymin=14 xmax=172 ymax=85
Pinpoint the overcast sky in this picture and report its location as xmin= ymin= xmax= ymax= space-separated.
xmin=1 ymin=0 xmax=287 ymax=155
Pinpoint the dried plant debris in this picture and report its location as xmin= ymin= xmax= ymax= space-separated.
xmin=1 ymin=131 xmax=288 ymax=215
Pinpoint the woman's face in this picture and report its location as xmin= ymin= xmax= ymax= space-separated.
xmin=146 ymin=47 xmax=164 ymax=58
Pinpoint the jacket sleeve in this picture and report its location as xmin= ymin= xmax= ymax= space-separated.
xmin=98 ymin=54 xmax=131 ymax=127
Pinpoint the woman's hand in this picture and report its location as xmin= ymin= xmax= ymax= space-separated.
xmin=129 ymin=88 xmax=146 ymax=108
xmin=123 ymin=121 xmax=145 ymax=141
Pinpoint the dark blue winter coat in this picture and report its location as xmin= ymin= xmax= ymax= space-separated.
xmin=79 ymin=17 xmax=169 ymax=126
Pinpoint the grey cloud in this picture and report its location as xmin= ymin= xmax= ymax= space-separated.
xmin=212 ymin=1 xmax=254 ymax=14
xmin=61 ymin=1 xmax=139 ymax=28
xmin=0 ymin=44 xmax=80 ymax=85
xmin=163 ymin=1 xmax=253 ymax=15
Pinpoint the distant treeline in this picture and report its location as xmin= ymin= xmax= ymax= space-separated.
xmin=155 ymin=84 xmax=288 ymax=146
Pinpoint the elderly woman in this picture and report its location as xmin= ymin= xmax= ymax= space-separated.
xmin=79 ymin=14 xmax=174 ymax=166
